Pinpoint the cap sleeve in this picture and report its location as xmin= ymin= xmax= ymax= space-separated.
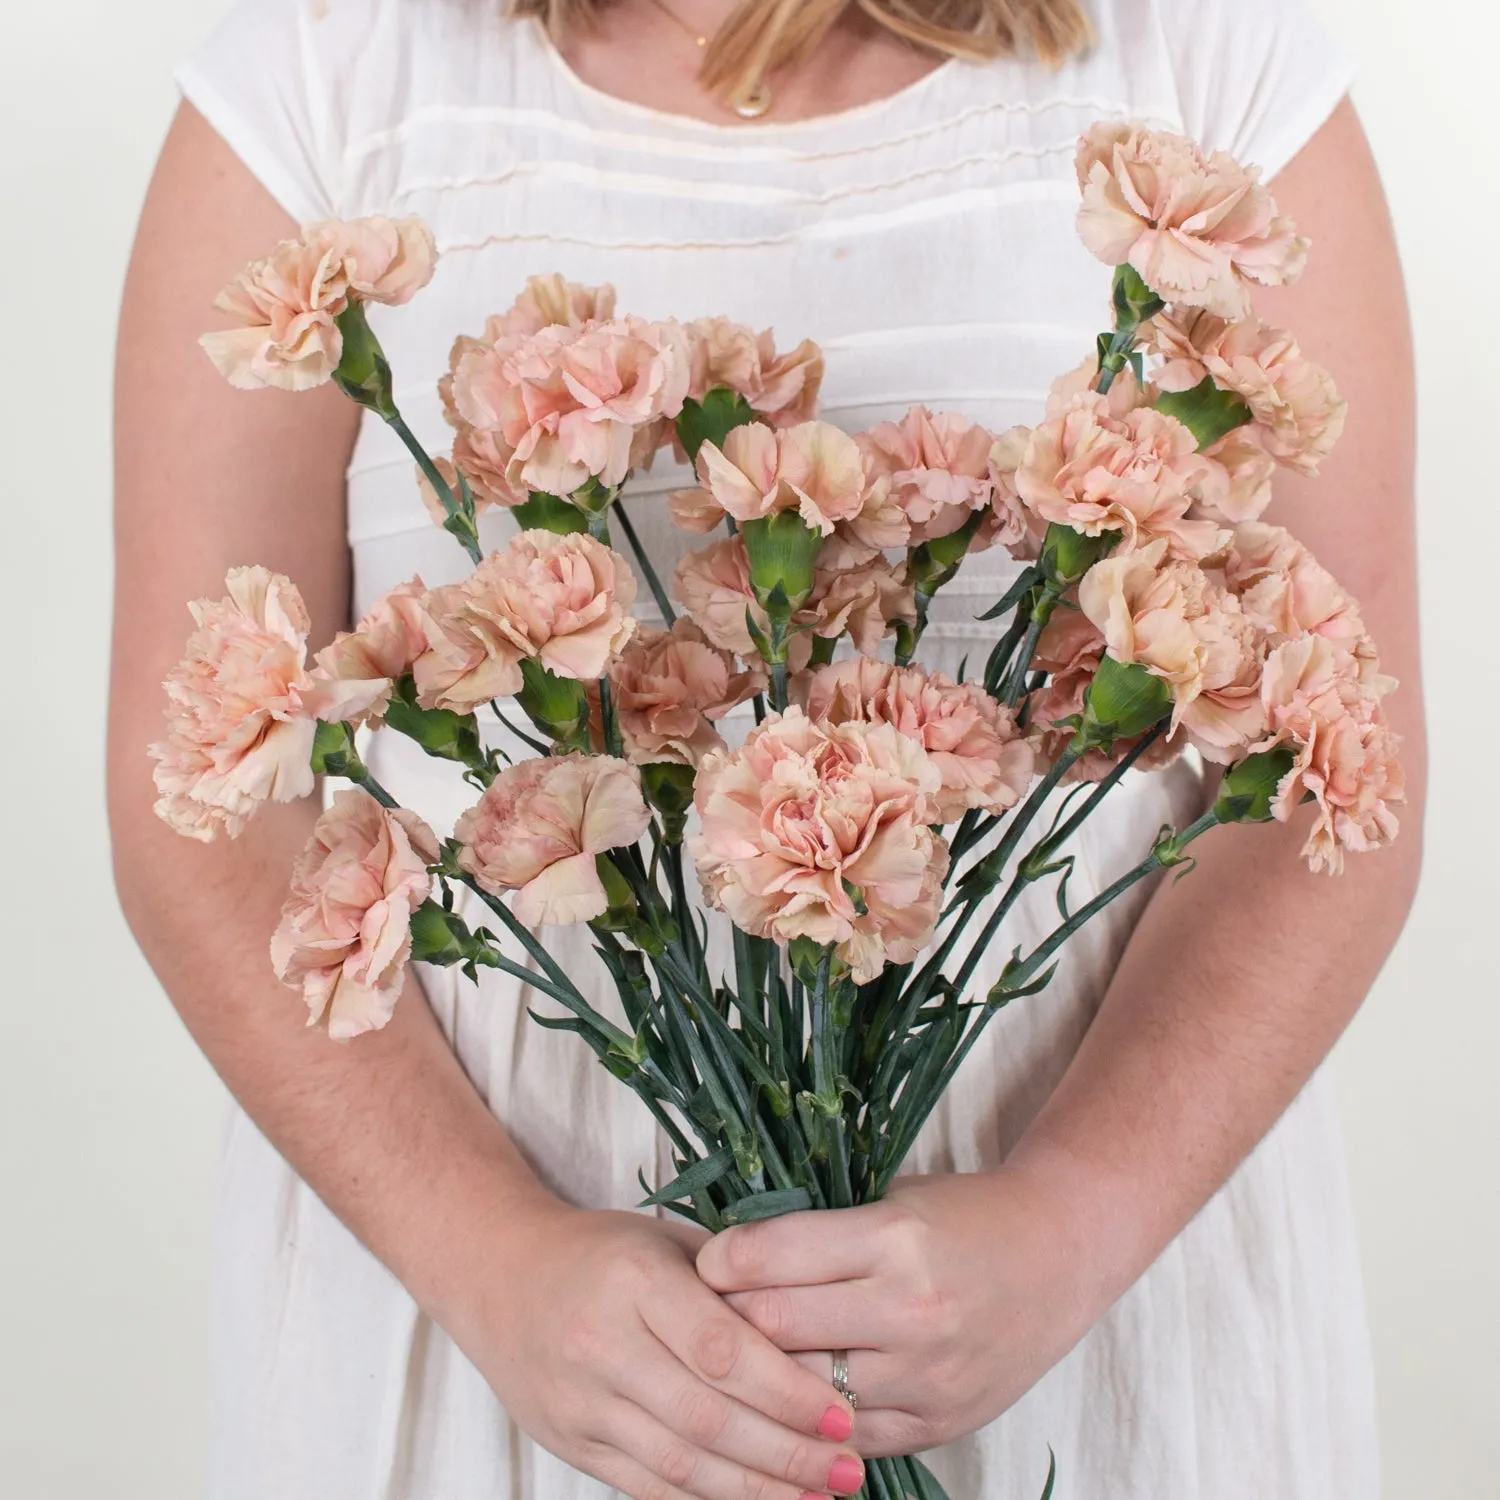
xmin=175 ymin=0 xmax=370 ymax=225
xmin=1153 ymin=0 xmax=1357 ymax=181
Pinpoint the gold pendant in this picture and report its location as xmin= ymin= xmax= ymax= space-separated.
xmin=733 ymin=82 xmax=772 ymax=119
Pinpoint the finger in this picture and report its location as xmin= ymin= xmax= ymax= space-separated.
xmin=697 ymin=1205 xmax=885 ymax=1294
xmin=603 ymin=1398 xmax=862 ymax=1500
xmin=576 ymin=1440 xmax=704 ymax=1500
xmin=725 ymin=1282 xmax=895 ymax=1353
xmin=642 ymin=1278 xmax=856 ymax=1443
xmin=790 ymin=1349 xmax=918 ymax=1415
xmin=629 ymin=1327 xmax=865 ymax=1496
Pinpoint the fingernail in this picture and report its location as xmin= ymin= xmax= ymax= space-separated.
xmin=828 ymin=1455 xmax=864 ymax=1494
xmin=818 ymin=1403 xmax=854 ymax=1442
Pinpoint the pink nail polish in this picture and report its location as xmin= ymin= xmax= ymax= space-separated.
xmin=828 ymin=1455 xmax=864 ymax=1495
xmin=818 ymin=1403 xmax=854 ymax=1442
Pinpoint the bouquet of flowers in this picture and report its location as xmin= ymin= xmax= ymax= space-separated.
xmin=152 ymin=122 xmax=1402 ymax=1500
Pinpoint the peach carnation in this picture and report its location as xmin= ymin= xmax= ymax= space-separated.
xmin=309 ymin=579 xmax=429 ymax=727
xmin=486 ymin=273 xmax=617 ymax=340
xmin=689 ymin=710 xmax=948 ymax=983
xmin=150 ymin=567 xmax=319 ymax=841
xmin=414 ymin=530 xmax=638 ymax=713
xmin=1074 ymin=123 xmax=1307 ymax=319
xmin=1017 ymin=389 xmax=1226 ymax=561
xmin=445 ymin=316 xmax=689 ymax=497
xmin=1224 ymin=522 xmax=1367 ymax=656
xmin=1257 ymin=635 xmax=1403 ymax=874
xmin=201 ymin=216 xmax=436 ymax=392
xmin=455 ymin=756 xmax=652 ymax=926
xmin=685 ymin=317 xmax=824 ymax=425
xmin=1149 ymin=308 xmax=1346 ymax=476
xmin=855 ymin=408 xmax=997 ymax=545
xmin=687 ymin=420 xmax=866 ymax=537
xmin=604 ymin=620 xmax=765 ymax=767
xmin=800 ymin=658 xmax=1034 ymax=823
xmin=270 ymin=790 xmax=438 ymax=1040
xmin=806 ymin=554 xmax=917 ymax=655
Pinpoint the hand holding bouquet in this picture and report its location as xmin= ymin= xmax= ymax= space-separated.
xmin=152 ymin=122 xmax=1401 ymax=1500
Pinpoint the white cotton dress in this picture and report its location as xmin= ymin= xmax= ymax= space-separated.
xmin=177 ymin=2 xmax=1378 ymax=1495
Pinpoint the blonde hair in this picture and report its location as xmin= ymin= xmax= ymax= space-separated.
xmin=510 ymin=0 xmax=1093 ymax=108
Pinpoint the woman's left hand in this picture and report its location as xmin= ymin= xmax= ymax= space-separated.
xmin=695 ymin=1168 xmax=1107 ymax=1458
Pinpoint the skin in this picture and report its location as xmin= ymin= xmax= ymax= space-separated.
xmin=109 ymin=2 xmax=1421 ymax=1494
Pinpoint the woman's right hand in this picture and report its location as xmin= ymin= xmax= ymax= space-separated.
xmin=448 ymin=1201 xmax=865 ymax=1500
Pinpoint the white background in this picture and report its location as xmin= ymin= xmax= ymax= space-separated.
xmin=0 ymin=1 xmax=1494 ymax=1494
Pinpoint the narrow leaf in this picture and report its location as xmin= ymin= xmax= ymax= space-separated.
xmin=719 ymin=1188 xmax=813 ymax=1225
xmin=638 ymin=1146 xmax=736 ymax=1207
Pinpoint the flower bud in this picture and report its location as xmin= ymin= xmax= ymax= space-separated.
xmin=1040 ymin=522 xmax=1115 ymax=588
xmin=906 ymin=509 xmax=986 ymax=597
xmin=383 ymin=682 xmax=486 ymax=771
xmin=408 ymin=899 xmax=499 ymax=972
xmin=1079 ymin=655 xmax=1174 ymax=747
xmin=310 ymin=718 xmax=365 ymax=779
xmin=641 ymin=761 xmax=697 ymax=844
xmin=740 ymin=511 xmax=822 ymax=616
xmin=516 ymin=658 xmax=591 ymax=751
xmin=1212 ymin=746 xmax=1297 ymax=825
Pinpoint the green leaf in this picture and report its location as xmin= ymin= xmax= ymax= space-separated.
xmin=718 ymin=1187 xmax=814 ymax=1225
xmin=975 ymin=564 xmax=1041 ymax=622
xmin=906 ymin=1456 xmax=954 ymax=1500
xmin=638 ymin=1147 xmax=736 ymax=1207
xmin=1154 ymin=375 xmax=1254 ymax=452
xmin=512 ymin=490 xmax=589 ymax=535
xmin=1038 ymin=1447 xmax=1057 ymax=1500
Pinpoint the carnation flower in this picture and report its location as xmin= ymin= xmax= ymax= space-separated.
xmin=201 ymin=216 xmax=436 ymax=391
xmin=685 ymin=317 xmax=824 ymax=424
xmin=414 ymin=531 xmax=638 ymax=713
xmin=689 ymin=710 xmax=947 ymax=983
xmin=1016 ymin=389 xmax=1227 ymax=561
xmin=684 ymin=420 xmax=866 ymax=537
xmin=1196 ymin=429 xmax=1277 ymax=524
xmin=443 ymin=316 xmax=690 ymax=497
xmin=1148 ymin=308 xmax=1346 ymax=475
xmin=1257 ymin=635 xmax=1403 ymax=874
xmin=308 ymin=579 xmax=429 ymax=727
xmin=673 ymin=537 xmax=766 ymax=658
xmin=1224 ymin=522 xmax=1367 ymax=655
xmin=985 ymin=424 xmax=1043 ymax=559
xmin=799 ymin=658 xmax=1034 ymax=823
xmin=601 ymin=620 xmax=765 ymax=767
xmin=270 ymin=790 xmax=438 ymax=1040
xmin=856 ymin=408 xmax=997 ymax=545
xmin=150 ymin=566 xmax=320 ymax=841
xmin=1074 ymin=123 xmax=1307 ymax=319
xmin=455 ymin=756 xmax=652 ymax=926
xmin=485 ymin=273 xmax=617 ymax=340
xmin=806 ymin=555 xmax=917 ymax=655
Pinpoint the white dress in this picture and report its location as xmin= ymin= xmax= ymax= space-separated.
xmin=177 ymin=3 xmax=1378 ymax=1495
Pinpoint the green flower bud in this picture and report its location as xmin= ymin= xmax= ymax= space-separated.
xmin=640 ymin=761 xmax=697 ymax=844
xmin=408 ymin=900 xmax=499 ymax=971
xmin=331 ymin=301 xmax=397 ymax=419
xmin=741 ymin=511 xmax=822 ymax=617
xmin=907 ymin=508 xmax=986 ymax=596
xmin=383 ymin=680 xmax=486 ymax=771
xmin=516 ymin=658 xmax=591 ymax=751
xmin=511 ymin=491 xmax=589 ymax=536
xmin=310 ymin=718 xmax=365 ymax=779
xmin=1040 ymin=522 xmax=1116 ymax=587
xmin=1079 ymin=655 xmax=1174 ymax=747
xmin=1212 ymin=746 xmax=1296 ymax=825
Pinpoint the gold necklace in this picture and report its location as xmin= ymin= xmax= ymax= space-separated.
xmin=641 ymin=0 xmax=773 ymax=119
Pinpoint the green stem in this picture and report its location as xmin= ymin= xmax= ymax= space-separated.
xmin=598 ymin=676 xmax=624 ymax=759
xmin=613 ymin=500 xmax=677 ymax=626
xmin=385 ymin=412 xmax=483 ymax=564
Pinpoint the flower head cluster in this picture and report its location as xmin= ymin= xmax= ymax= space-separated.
xmin=414 ymin=530 xmax=638 ymax=713
xmin=684 ymin=317 xmax=824 ymax=424
xmin=600 ymin=620 xmax=766 ymax=768
xmin=798 ymin=658 xmax=1034 ymax=823
xmin=456 ymin=756 xmax=652 ymax=926
xmin=309 ymin=578 xmax=429 ymax=728
xmin=1075 ymin=123 xmax=1307 ymax=318
xmin=270 ymin=791 xmax=439 ymax=1039
xmin=150 ymin=567 xmax=320 ymax=841
xmin=201 ymin=216 xmax=436 ymax=391
xmin=854 ymin=408 xmax=998 ymax=548
xmin=690 ymin=710 xmax=948 ymax=983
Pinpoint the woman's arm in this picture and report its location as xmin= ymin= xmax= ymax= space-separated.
xmin=697 ymin=100 xmax=1425 ymax=1457
xmin=110 ymin=103 xmax=863 ymax=1500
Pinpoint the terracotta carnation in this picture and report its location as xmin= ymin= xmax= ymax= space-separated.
xmin=150 ymin=567 xmax=320 ymax=841
xmin=201 ymin=215 xmax=436 ymax=391
xmin=603 ymin=621 xmax=765 ymax=767
xmin=690 ymin=710 xmax=947 ymax=983
xmin=800 ymin=658 xmax=1034 ymax=822
xmin=456 ymin=756 xmax=652 ymax=926
xmin=270 ymin=791 xmax=439 ymax=1040
xmin=414 ymin=530 xmax=638 ymax=713
xmin=1074 ymin=123 xmax=1307 ymax=319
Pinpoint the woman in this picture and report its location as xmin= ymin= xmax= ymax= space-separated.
xmin=108 ymin=1 xmax=1423 ymax=1496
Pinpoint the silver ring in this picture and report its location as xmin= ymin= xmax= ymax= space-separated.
xmin=831 ymin=1350 xmax=858 ymax=1409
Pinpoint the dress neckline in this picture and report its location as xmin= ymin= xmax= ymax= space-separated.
xmin=526 ymin=17 xmax=963 ymax=140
